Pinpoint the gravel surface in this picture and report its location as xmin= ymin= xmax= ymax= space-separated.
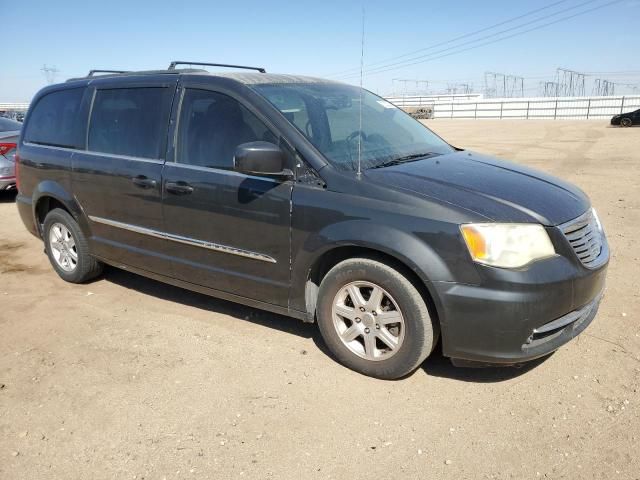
xmin=1 ymin=120 xmax=638 ymax=479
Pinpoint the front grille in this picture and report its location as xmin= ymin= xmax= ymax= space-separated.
xmin=561 ymin=209 xmax=603 ymax=267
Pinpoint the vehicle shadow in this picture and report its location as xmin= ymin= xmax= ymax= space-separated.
xmin=0 ymin=191 xmax=17 ymax=203
xmin=103 ymin=267 xmax=552 ymax=382
xmin=421 ymin=344 xmax=552 ymax=383
xmin=102 ymin=267 xmax=316 ymax=340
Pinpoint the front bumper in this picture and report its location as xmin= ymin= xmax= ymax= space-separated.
xmin=433 ymin=234 xmax=609 ymax=365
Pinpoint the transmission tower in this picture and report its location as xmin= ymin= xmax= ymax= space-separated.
xmin=556 ymin=68 xmax=586 ymax=96
xmin=541 ymin=81 xmax=561 ymax=97
xmin=593 ymin=79 xmax=616 ymax=96
xmin=484 ymin=72 xmax=524 ymax=98
xmin=41 ymin=64 xmax=59 ymax=84
xmin=457 ymin=83 xmax=473 ymax=95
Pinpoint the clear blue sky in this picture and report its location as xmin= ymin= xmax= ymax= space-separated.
xmin=2 ymin=0 xmax=639 ymax=101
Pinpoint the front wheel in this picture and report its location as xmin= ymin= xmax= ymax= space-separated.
xmin=620 ymin=117 xmax=632 ymax=127
xmin=316 ymin=258 xmax=436 ymax=379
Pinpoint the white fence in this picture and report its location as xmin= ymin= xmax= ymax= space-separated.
xmin=385 ymin=95 xmax=640 ymax=120
xmin=0 ymin=102 xmax=29 ymax=112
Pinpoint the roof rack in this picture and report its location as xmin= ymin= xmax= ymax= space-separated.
xmin=87 ymin=69 xmax=131 ymax=77
xmin=168 ymin=61 xmax=266 ymax=73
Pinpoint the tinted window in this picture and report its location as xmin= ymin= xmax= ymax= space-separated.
xmin=177 ymin=89 xmax=276 ymax=169
xmin=24 ymin=88 xmax=84 ymax=148
xmin=0 ymin=117 xmax=22 ymax=132
xmin=88 ymin=87 xmax=171 ymax=159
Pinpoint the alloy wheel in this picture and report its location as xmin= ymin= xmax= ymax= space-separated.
xmin=331 ymin=281 xmax=405 ymax=361
xmin=49 ymin=222 xmax=78 ymax=272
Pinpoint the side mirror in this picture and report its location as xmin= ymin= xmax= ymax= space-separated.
xmin=234 ymin=141 xmax=291 ymax=177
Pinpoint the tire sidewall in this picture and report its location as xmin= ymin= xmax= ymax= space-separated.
xmin=317 ymin=260 xmax=433 ymax=379
xmin=43 ymin=209 xmax=90 ymax=283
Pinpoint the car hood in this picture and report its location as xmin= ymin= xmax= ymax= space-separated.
xmin=364 ymin=150 xmax=590 ymax=225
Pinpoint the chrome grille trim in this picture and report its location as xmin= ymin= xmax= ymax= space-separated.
xmin=88 ymin=215 xmax=277 ymax=264
xmin=559 ymin=209 xmax=603 ymax=268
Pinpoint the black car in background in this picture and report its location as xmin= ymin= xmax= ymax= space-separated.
xmin=611 ymin=108 xmax=640 ymax=127
xmin=15 ymin=62 xmax=609 ymax=379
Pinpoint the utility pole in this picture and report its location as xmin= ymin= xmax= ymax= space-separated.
xmin=41 ymin=64 xmax=59 ymax=84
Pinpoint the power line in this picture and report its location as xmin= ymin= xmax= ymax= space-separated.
xmin=335 ymin=0 xmax=623 ymax=80
xmin=335 ymin=0 xmax=602 ymax=80
xmin=325 ymin=0 xmax=571 ymax=77
xmin=392 ymin=78 xmax=430 ymax=95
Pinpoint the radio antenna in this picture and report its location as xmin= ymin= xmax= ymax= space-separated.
xmin=357 ymin=7 xmax=365 ymax=177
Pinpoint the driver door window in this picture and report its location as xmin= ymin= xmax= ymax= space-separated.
xmin=176 ymin=89 xmax=277 ymax=169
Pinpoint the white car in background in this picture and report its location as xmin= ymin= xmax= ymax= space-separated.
xmin=0 ymin=117 xmax=21 ymax=192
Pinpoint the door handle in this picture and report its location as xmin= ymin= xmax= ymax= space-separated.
xmin=132 ymin=175 xmax=157 ymax=189
xmin=165 ymin=181 xmax=194 ymax=195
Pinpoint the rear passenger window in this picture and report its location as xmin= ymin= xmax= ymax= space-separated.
xmin=177 ymin=89 xmax=276 ymax=169
xmin=24 ymin=88 xmax=84 ymax=148
xmin=88 ymin=87 xmax=172 ymax=159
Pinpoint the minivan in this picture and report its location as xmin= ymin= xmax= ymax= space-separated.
xmin=16 ymin=62 xmax=608 ymax=379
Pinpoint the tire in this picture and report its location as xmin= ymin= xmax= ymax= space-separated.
xmin=620 ymin=117 xmax=632 ymax=127
xmin=316 ymin=258 xmax=436 ymax=379
xmin=43 ymin=208 xmax=103 ymax=283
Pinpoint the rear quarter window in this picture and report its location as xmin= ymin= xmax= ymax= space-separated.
xmin=24 ymin=88 xmax=85 ymax=148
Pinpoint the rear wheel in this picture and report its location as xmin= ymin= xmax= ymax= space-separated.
xmin=43 ymin=208 xmax=103 ymax=283
xmin=316 ymin=258 xmax=436 ymax=379
xmin=621 ymin=117 xmax=632 ymax=127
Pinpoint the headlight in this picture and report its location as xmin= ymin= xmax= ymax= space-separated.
xmin=460 ymin=223 xmax=555 ymax=268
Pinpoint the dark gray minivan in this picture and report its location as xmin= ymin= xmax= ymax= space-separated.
xmin=16 ymin=62 xmax=608 ymax=379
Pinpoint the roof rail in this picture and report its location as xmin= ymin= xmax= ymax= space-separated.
xmin=168 ymin=61 xmax=266 ymax=73
xmin=87 ymin=69 xmax=130 ymax=77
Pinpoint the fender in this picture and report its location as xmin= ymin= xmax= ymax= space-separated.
xmin=31 ymin=180 xmax=91 ymax=238
xmin=289 ymin=219 xmax=481 ymax=315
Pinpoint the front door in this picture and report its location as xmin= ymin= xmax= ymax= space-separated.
xmin=161 ymin=86 xmax=293 ymax=306
xmin=72 ymin=79 xmax=177 ymax=274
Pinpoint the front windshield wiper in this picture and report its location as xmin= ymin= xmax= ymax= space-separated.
xmin=370 ymin=152 xmax=438 ymax=169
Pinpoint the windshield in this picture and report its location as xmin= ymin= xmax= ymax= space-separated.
xmin=253 ymin=83 xmax=454 ymax=171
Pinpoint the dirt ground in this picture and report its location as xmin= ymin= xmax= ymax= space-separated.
xmin=1 ymin=120 xmax=639 ymax=480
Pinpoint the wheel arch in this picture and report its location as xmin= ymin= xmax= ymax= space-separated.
xmin=301 ymin=243 xmax=445 ymax=334
xmin=31 ymin=181 xmax=87 ymax=237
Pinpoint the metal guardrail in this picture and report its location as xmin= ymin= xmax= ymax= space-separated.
xmin=385 ymin=95 xmax=640 ymax=120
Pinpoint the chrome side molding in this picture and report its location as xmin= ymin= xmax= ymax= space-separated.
xmin=88 ymin=215 xmax=277 ymax=264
